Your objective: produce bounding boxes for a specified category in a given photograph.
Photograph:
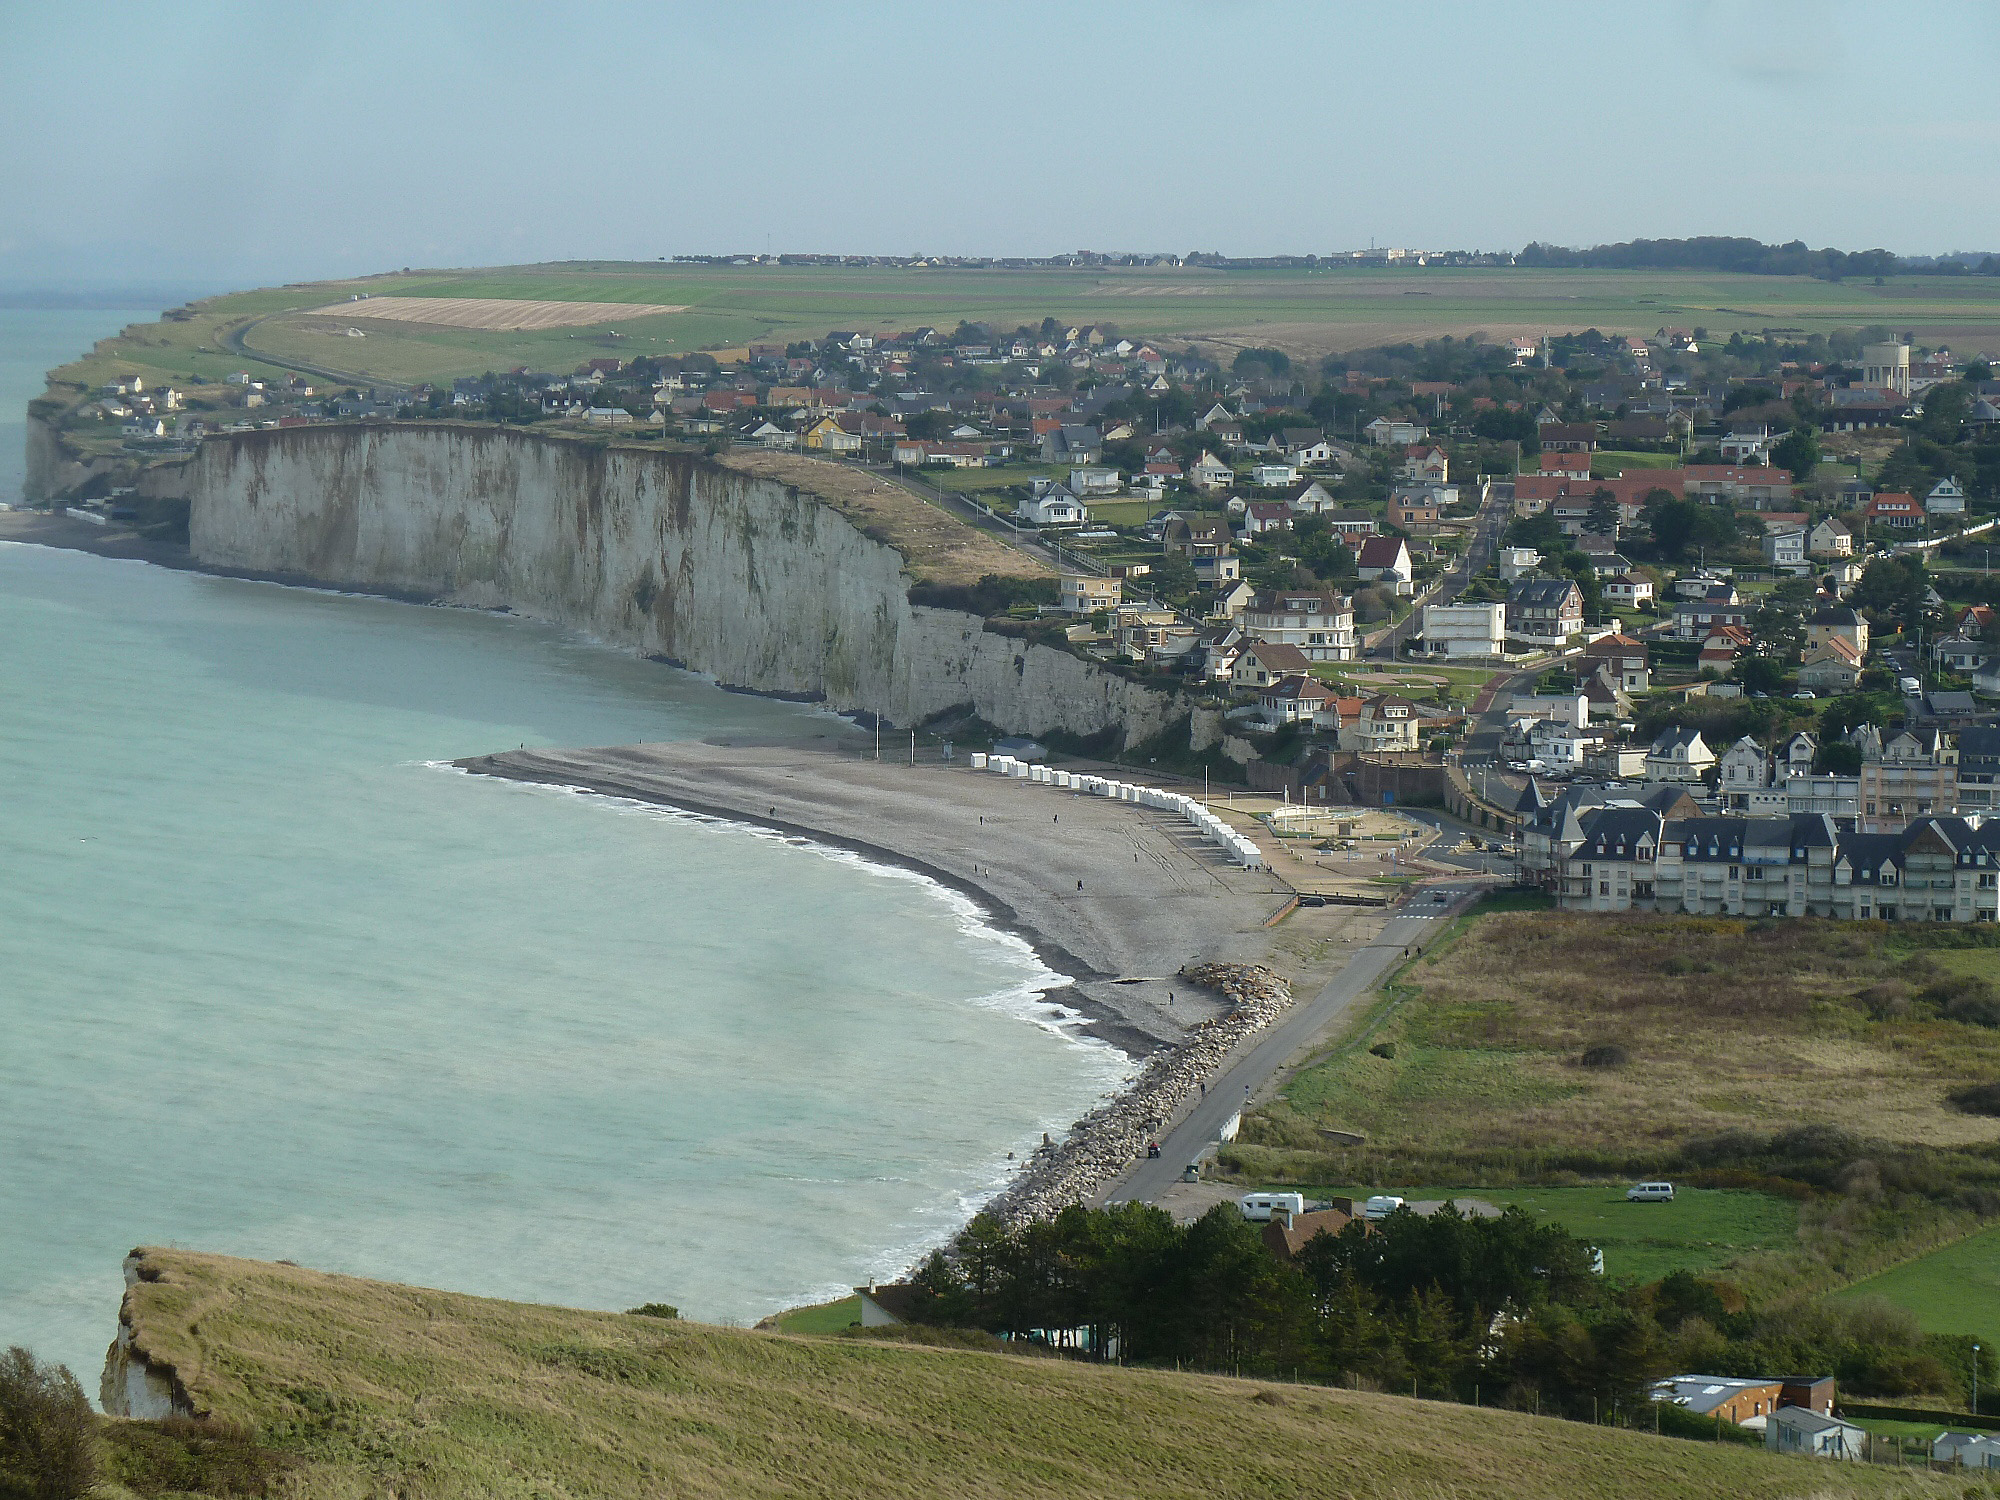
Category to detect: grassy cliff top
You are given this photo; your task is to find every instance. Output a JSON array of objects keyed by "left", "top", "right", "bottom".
[
  {"left": 717, "top": 449, "right": 1047, "bottom": 587},
  {"left": 113, "top": 1246, "right": 1932, "bottom": 1500},
  {"left": 41, "top": 260, "right": 2000, "bottom": 394}
]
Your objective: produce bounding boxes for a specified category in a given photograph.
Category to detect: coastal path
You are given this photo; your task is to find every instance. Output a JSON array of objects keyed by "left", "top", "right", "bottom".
[{"left": 1108, "top": 878, "right": 1490, "bottom": 1205}]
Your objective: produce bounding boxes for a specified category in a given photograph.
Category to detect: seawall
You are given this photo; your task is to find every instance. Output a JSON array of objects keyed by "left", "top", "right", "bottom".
[{"left": 182, "top": 424, "right": 1206, "bottom": 745}]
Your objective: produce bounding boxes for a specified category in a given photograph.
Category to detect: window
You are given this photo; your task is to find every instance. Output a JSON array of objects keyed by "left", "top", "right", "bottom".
[{"left": 1599, "top": 882, "right": 1610, "bottom": 896}]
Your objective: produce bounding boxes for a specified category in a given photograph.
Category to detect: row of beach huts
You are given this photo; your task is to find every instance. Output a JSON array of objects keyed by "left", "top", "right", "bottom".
[{"left": 968, "top": 753, "right": 1266, "bottom": 869}]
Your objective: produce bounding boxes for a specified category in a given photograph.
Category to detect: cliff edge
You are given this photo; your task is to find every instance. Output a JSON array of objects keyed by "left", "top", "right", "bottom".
[{"left": 181, "top": 424, "right": 1210, "bottom": 747}]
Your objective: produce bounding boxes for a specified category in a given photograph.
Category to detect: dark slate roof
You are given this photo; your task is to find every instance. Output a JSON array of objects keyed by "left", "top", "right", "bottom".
[
  {"left": 1575, "top": 806, "right": 1664, "bottom": 861},
  {"left": 1664, "top": 817, "right": 1748, "bottom": 863},
  {"left": 1508, "top": 578, "right": 1580, "bottom": 608}
]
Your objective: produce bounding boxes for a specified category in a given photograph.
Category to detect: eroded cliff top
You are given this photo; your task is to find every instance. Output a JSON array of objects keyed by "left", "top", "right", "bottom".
[{"left": 719, "top": 449, "right": 1049, "bottom": 588}]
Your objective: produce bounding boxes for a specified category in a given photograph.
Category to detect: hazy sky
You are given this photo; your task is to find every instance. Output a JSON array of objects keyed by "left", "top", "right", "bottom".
[{"left": 5, "top": 1, "right": 1998, "bottom": 291}]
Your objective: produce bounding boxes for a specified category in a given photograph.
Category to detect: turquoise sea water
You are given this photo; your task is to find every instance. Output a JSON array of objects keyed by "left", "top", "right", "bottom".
[{"left": 0, "top": 311, "right": 1126, "bottom": 1387}]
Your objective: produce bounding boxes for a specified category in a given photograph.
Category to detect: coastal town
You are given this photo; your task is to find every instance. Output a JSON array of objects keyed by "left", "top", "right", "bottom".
[{"left": 59, "top": 313, "right": 2000, "bottom": 926}]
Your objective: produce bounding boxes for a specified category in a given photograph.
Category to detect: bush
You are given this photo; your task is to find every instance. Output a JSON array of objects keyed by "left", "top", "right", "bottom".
[
  {"left": 0, "top": 1346, "right": 96, "bottom": 1500},
  {"left": 625, "top": 1303, "right": 680, "bottom": 1319},
  {"left": 99, "top": 1415, "right": 292, "bottom": 1499},
  {"left": 1369, "top": 1042, "right": 1397, "bottom": 1060},
  {"left": 1948, "top": 1083, "right": 2000, "bottom": 1117},
  {"left": 1931, "top": 976, "right": 2000, "bottom": 1028},
  {"left": 1580, "top": 1044, "right": 1630, "bottom": 1069}
]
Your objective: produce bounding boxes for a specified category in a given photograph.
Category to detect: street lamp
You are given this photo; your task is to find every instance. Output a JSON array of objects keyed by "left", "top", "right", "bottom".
[{"left": 1976, "top": 1343, "right": 1982, "bottom": 1416}]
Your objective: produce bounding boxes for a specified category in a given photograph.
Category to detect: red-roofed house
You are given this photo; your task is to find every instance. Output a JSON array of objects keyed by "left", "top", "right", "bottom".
[
  {"left": 1866, "top": 492, "right": 1922, "bottom": 529},
  {"left": 1683, "top": 465, "right": 1795, "bottom": 506},
  {"left": 1540, "top": 451, "right": 1593, "bottom": 480}
]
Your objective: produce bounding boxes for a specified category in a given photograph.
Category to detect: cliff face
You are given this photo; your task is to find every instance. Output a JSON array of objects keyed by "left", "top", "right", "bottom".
[{"left": 187, "top": 425, "right": 1201, "bottom": 745}]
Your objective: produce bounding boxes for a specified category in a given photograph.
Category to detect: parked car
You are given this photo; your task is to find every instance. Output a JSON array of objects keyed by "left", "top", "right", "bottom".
[{"left": 1627, "top": 1181, "right": 1675, "bottom": 1202}]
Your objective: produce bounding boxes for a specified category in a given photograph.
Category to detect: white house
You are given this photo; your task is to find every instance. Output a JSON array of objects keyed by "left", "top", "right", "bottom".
[
  {"left": 1766, "top": 1407, "right": 1864, "bottom": 1462},
  {"left": 1603, "top": 572, "right": 1654, "bottom": 606},
  {"left": 1355, "top": 536, "right": 1414, "bottom": 593},
  {"left": 1252, "top": 461, "right": 1299, "bottom": 488},
  {"left": 1499, "top": 546, "right": 1543, "bottom": 582},
  {"left": 1420, "top": 602, "right": 1506, "bottom": 659},
  {"left": 1645, "top": 727, "right": 1715, "bottom": 784},
  {"left": 1762, "top": 528, "right": 1808, "bottom": 569},
  {"left": 1016, "top": 485, "right": 1088, "bottom": 526},
  {"left": 1927, "top": 477, "right": 1967, "bottom": 515},
  {"left": 1364, "top": 417, "right": 1427, "bottom": 446},
  {"left": 1808, "top": 518, "right": 1853, "bottom": 557},
  {"left": 1189, "top": 451, "right": 1234, "bottom": 490}
]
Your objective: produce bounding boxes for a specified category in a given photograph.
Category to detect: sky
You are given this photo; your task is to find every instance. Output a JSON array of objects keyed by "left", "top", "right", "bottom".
[{"left": 4, "top": 1, "right": 1999, "bottom": 294}]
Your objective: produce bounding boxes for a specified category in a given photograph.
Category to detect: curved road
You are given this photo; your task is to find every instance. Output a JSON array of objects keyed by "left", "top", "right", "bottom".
[{"left": 1111, "top": 878, "right": 1490, "bottom": 1203}]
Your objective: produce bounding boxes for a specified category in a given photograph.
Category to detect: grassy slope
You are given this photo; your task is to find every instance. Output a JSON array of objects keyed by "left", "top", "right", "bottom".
[
  {"left": 117, "top": 1247, "right": 1941, "bottom": 1500},
  {"left": 1257, "top": 914, "right": 2000, "bottom": 1160},
  {"left": 1837, "top": 1225, "right": 2000, "bottom": 1341},
  {"left": 44, "top": 262, "right": 2000, "bottom": 393}
]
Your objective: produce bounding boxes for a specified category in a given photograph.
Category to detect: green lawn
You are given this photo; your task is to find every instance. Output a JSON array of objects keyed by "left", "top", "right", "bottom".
[
  {"left": 1596, "top": 450, "right": 1683, "bottom": 475},
  {"left": 1294, "top": 1186, "right": 1799, "bottom": 1282},
  {"left": 773, "top": 1295, "right": 863, "bottom": 1334},
  {"left": 1837, "top": 1224, "right": 2000, "bottom": 1341}
]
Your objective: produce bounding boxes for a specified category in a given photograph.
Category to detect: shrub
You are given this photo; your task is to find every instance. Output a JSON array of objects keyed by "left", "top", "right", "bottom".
[
  {"left": 1369, "top": 1042, "right": 1397, "bottom": 1060},
  {"left": 1948, "top": 1082, "right": 2000, "bottom": 1117},
  {"left": 1856, "top": 981, "right": 1912, "bottom": 1020},
  {"left": 626, "top": 1303, "right": 680, "bottom": 1320},
  {"left": 0, "top": 1346, "right": 96, "bottom": 1500},
  {"left": 1580, "top": 1044, "right": 1630, "bottom": 1069}
]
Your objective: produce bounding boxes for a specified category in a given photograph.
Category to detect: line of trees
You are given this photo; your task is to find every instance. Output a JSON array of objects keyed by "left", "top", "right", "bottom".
[
  {"left": 1517, "top": 237, "right": 1903, "bottom": 282},
  {"left": 897, "top": 1200, "right": 1976, "bottom": 1420}
]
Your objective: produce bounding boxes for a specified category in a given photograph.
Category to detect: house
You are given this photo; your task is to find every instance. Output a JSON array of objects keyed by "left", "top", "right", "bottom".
[
  {"left": 1538, "top": 421, "right": 1596, "bottom": 453},
  {"left": 1934, "top": 632, "right": 1995, "bottom": 674},
  {"left": 1385, "top": 489, "right": 1442, "bottom": 531},
  {"left": 1700, "top": 624, "right": 1754, "bottom": 673},
  {"left": 1059, "top": 575, "right": 1122, "bottom": 614},
  {"left": 1927, "top": 477, "right": 1967, "bottom": 515},
  {"left": 1355, "top": 536, "right": 1414, "bottom": 593},
  {"left": 1530, "top": 719, "right": 1597, "bottom": 765},
  {"left": 1324, "top": 508, "right": 1379, "bottom": 536},
  {"left": 1283, "top": 429, "right": 1337, "bottom": 466},
  {"left": 1580, "top": 633, "right": 1651, "bottom": 692},
  {"left": 1682, "top": 465, "right": 1794, "bottom": 506},
  {"left": 854, "top": 1281, "right": 923, "bottom": 1326},
  {"left": 1762, "top": 528, "right": 1808, "bottom": 569},
  {"left": 1603, "top": 572, "right": 1654, "bottom": 607},
  {"left": 1499, "top": 546, "right": 1542, "bottom": 582},
  {"left": 1797, "top": 638, "right": 1864, "bottom": 693},
  {"left": 1240, "top": 589, "right": 1356, "bottom": 662},
  {"left": 1859, "top": 729, "right": 1958, "bottom": 833},
  {"left": 1766, "top": 1407, "right": 1865, "bottom": 1461},
  {"left": 1251, "top": 461, "right": 1299, "bottom": 488},
  {"left": 1239, "top": 501, "right": 1294, "bottom": 536},
  {"left": 1401, "top": 445, "right": 1449, "bottom": 483},
  {"left": 1259, "top": 674, "right": 1336, "bottom": 726},
  {"left": 1646, "top": 728, "right": 1715, "bottom": 783},
  {"left": 1506, "top": 578, "right": 1584, "bottom": 649},
  {"left": 1808, "top": 518, "right": 1853, "bottom": 557},
  {"left": 1806, "top": 605, "right": 1869, "bottom": 657},
  {"left": 1420, "top": 602, "right": 1506, "bottom": 659},
  {"left": 1231, "top": 641, "right": 1316, "bottom": 689},
  {"left": 1040, "top": 424, "right": 1102, "bottom": 465},
  {"left": 1261, "top": 1205, "right": 1360, "bottom": 1260},
  {"left": 1719, "top": 424, "right": 1772, "bottom": 465},
  {"left": 1866, "top": 492, "right": 1922, "bottom": 529},
  {"left": 1933, "top": 1433, "right": 2000, "bottom": 1469},
  {"left": 799, "top": 414, "right": 863, "bottom": 454},
  {"left": 1363, "top": 417, "right": 1427, "bottom": 446},
  {"left": 1016, "top": 485, "right": 1088, "bottom": 526},
  {"left": 1650, "top": 1375, "right": 1790, "bottom": 1425},
  {"left": 1340, "top": 696, "right": 1421, "bottom": 754},
  {"left": 1189, "top": 451, "right": 1234, "bottom": 490},
  {"left": 1204, "top": 578, "right": 1256, "bottom": 621},
  {"left": 1539, "top": 450, "right": 1593, "bottom": 480},
  {"left": 1068, "top": 466, "right": 1122, "bottom": 495},
  {"left": 1284, "top": 479, "right": 1339, "bottom": 515},
  {"left": 1673, "top": 597, "right": 1753, "bottom": 640}
]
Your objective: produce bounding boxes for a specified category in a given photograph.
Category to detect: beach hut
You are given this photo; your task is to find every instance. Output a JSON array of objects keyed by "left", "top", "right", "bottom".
[{"left": 969, "top": 752, "right": 988, "bottom": 770}]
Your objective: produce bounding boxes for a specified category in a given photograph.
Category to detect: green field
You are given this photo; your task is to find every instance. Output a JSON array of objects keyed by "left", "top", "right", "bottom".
[
  {"left": 43, "top": 261, "right": 2000, "bottom": 394},
  {"left": 92, "top": 1246, "right": 1940, "bottom": 1500},
  {"left": 1837, "top": 1225, "right": 2000, "bottom": 1341},
  {"left": 1299, "top": 1186, "right": 1799, "bottom": 1282},
  {"left": 774, "top": 1294, "right": 864, "bottom": 1334}
]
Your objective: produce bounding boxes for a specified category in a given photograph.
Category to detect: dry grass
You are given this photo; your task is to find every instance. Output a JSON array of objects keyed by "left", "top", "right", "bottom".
[
  {"left": 111, "top": 1246, "right": 1949, "bottom": 1500},
  {"left": 1270, "top": 915, "right": 2000, "bottom": 1158},
  {"left": 302, "top": 295, "right": 688, "bottom": 329},
  {"left": 718, "top": 450, "right": 1048, "bottom": 587}
]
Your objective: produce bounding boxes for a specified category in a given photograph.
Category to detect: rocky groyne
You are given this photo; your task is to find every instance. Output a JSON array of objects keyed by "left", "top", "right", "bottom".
[{"left": 980, "top": 963, "right": 1294, "bottom": 1227}]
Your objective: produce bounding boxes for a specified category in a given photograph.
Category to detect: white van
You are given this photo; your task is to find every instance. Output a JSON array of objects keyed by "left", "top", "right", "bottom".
[
  {"left": 1238, "top": 1192, "right": 1306, "bottom": 1222},
  {"left": 1627, "top": 1181, "right": 1675, "bottom": 1203},
  {"left": 1362, "top": 1194, "right": 1406, "bottom": 1220}
]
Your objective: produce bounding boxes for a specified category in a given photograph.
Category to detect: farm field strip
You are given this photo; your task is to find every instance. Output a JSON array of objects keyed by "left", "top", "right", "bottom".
[
  {"left": 1836, "top": 1223, "right": 2000, "bottom": 1341},
  {"left": 303, "top": 295, "right": 688, "bottom": 330}
]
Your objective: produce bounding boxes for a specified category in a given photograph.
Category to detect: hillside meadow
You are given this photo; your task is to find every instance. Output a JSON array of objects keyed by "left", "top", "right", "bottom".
[{"left": 86, "top": 1247, "right": 1973, "bottom": 1500}]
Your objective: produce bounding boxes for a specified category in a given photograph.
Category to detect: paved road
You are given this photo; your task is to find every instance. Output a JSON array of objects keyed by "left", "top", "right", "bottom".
[
  {"left": 1377, "top": 478, "right": 1512, "bottom": 657},
  {"left": 1113, "top": 879, "right": 1490, "bottom": 1203}
]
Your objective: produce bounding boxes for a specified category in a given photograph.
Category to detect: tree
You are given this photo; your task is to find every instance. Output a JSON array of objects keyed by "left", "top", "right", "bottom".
[
  {"left": 0, "top": 1347, "right": 97, "bottom": 1500},
  {"left": 1151, "top": 552, "right": 1197, "bottom": 597},
  {"left": 1771, "top": 424, "right": 1819, "bottom": 480},
  {"left": 1583, "top": 488, "right": 1620, "bottom": 536}
]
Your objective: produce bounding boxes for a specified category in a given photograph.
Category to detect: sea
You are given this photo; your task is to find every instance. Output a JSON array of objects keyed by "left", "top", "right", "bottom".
[{"left": 0, "top": 307, "right": 1129, "bottom": 1388}]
